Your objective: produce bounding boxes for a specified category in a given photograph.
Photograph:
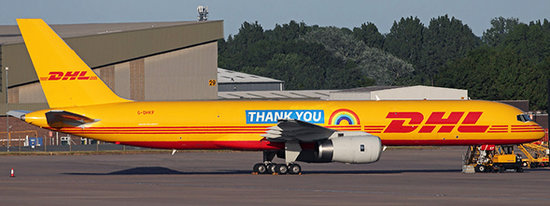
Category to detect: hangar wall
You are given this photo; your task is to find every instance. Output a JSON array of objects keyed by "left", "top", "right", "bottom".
[
  {"left": 9, "top": 42, "right": 217, "bottom": 103},
  {"left": 0, "top": 20, "right": 223, "bottom": 113}
]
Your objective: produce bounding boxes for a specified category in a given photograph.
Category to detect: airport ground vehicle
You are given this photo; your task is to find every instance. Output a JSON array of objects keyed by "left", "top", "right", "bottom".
[
  {"left": 464, "top": 141, "right": 550, "bottom": 173},
  {"left": 464, "top": 145, "right": 524, "bottom": 172},
  {"left": 519, "top": 142, "right": 550, "bottom": 168}
]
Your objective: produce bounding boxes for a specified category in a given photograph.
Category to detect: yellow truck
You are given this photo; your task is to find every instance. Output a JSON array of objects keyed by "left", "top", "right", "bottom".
[
  {"left": 464, "top": 145, "right": 523, "bottom": 173},
  {"left": 519, "top": 143, "right": 550, "bottom": 168}
]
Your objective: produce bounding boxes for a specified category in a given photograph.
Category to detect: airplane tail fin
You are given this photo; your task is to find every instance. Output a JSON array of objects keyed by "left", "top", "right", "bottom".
[{"left": 17, "top": 19, "right": 130, "bottom": 108}]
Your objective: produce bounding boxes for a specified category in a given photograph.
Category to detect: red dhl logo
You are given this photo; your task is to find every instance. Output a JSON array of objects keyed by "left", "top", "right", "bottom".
[
  {"left": 384, "top": 112, "right": 488, "bottom": 133},
  {"left": 39, "top": 71, "right": 98, "bottom": 81}
]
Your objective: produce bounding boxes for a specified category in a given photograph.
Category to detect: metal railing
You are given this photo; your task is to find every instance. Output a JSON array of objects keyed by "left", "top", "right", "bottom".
[{"left": 0, "top": 130, "right": 153, "bottom": 152}]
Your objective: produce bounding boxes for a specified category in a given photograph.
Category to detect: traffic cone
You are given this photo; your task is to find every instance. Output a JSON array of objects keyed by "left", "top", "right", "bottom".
[{"left": 10, "top": 168, "right": 15, "bottom": 177}]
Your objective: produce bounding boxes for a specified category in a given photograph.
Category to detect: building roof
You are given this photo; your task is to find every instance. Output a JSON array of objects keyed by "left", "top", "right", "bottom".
[
  {"left": 333, "top": 85, "right": 402, "bottom": 93},
  {"left": 218, "top": 90, "right": 334, "bottom": 100},
  {"left": 0, "top": 21, "right": 206, "bottom": 44},
  {"left": 334, "top": 85, "right": 468, "bottom": 93},
  {"left": 217, "top": 68, "right": 283, "bottom": 84}
]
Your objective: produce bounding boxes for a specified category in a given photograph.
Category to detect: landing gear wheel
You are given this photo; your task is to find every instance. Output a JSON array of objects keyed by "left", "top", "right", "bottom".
[
  {"left": 266, "top": 163, "right": 276, "bottom": 173},
  {"left": 275, "top": 164, "right": 288, "bottom": 175},
  {"left": 253, "top": 163, "right": 268, "bottom": 174},
  {"left": 288, "top": 164, "right": 301, "bottom": 175}
]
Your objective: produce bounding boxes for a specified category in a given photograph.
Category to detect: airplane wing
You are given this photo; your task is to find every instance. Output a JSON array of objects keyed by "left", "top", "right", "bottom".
[
  {"left": 45, "top": 110, "right": 97, "bottom": 128},
  {"left": 261, "top": 119, "right": 336, "bottom": 142}
]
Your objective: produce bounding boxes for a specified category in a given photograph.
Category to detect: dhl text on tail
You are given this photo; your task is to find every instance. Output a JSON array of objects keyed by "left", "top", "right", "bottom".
[{"left": 9, "top": 19, "right": 545, "bottom": 175}]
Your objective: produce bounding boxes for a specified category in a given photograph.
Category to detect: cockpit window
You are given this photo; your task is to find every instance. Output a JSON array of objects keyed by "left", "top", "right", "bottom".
[{"left": 517, "top": 114, "right": 533, "bottom": 122}]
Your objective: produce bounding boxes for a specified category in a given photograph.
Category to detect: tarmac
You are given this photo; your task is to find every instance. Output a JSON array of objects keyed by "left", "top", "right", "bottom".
[{"left": 1, "top": 147, "right": 549, "bottom": 206}]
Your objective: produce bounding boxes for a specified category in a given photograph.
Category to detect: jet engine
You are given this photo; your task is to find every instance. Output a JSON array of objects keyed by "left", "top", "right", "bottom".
[{"left": 317, "top": 135, "right": 382, "bottom": 164}]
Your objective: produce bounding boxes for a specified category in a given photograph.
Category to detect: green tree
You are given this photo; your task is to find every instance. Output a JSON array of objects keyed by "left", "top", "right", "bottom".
[
  {"left": 501, "top": 20, "right": 550, "bottom": 62},
  {"left": 482, "top": 17, "right": 520, "bottom": 46},
  {"left": 421, "top": 15, "right": 481, "bottom": 85},
  {"left": 269, "top": 20, "right": 311, "bottom": 42},
  {"left": 352, "top": 22, "right": 384, "bottom": 49},
  {"left": 437, "top": 46, "right": 549, "bottom": 110},
  {"left": 301, "top": 27, "right": 414, "bottom": 85},
  {"left": 219, "top": 21, "right": 376, "bottom": 90},
  {"left": 384, "top": 17, "right": 425, "bottom": 68}
]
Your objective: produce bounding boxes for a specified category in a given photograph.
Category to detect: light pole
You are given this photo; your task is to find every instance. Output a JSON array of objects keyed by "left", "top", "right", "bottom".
[{"left": 5, "top": 67, "right": 8, "bottom": 152}]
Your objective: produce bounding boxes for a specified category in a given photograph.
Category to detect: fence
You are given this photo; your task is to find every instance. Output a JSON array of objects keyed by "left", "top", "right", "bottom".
[
  {"left": 0, "top": 144, "right": 154, "bottom": 152},
  {"left": 0, "top": 130, "right": 153, "bottom": 152}
]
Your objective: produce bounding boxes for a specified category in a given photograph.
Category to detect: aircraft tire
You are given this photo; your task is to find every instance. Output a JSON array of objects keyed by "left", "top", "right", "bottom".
[
  {"left": 253, "top": 163, "right": 268, "bottom": 174},
  {"left": 288, "top": 164, "right": 301, "bottom": 175},
  {"left": 266, "top": 163, "right": 276, "bottom": 173},
  {"left": 275, "top": 164, "right": 288, "bottom": 175}
]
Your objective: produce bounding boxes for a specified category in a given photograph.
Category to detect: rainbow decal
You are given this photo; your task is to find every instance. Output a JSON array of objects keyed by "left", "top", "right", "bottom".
[{"left": 328, "top": 109, "right": 361, "bottom": 125}]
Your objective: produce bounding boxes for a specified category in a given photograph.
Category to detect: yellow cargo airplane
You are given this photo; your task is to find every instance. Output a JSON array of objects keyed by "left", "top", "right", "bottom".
[{"left": 9, "top": 19, "right": 545, "bottom": 174}]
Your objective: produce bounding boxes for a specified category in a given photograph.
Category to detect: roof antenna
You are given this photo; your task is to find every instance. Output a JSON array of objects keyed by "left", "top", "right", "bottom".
[{"left": 197, "top": 5, "right": 208, "bottom": 21}]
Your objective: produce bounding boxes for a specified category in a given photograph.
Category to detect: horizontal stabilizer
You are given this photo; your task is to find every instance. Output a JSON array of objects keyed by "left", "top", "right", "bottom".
[
  {"left": 7, "top": 110, "right": 31, "bottom": 120},
  {"left": 45, "top": 110, "right": 97, "bottom": 128}
]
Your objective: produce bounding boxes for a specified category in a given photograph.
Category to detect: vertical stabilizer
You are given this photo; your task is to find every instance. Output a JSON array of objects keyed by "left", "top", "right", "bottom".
[{"left": 17, "top": 19, "right": 130, "bottom": 108}]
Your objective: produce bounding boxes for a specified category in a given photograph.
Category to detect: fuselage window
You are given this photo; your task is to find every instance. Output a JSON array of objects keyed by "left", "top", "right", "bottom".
[{"left": 360, "top": 144, "right": 365, "bottom": 152}]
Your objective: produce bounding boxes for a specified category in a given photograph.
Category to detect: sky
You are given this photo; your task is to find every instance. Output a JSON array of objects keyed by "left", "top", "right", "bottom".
[{"left": 1, "top": 0, "right": 549, "bottom": 38}]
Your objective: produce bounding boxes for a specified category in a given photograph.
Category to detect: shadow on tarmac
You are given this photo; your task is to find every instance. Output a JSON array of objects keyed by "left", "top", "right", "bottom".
[
  {"left": 306, "top": 169, "right": 462, "bottom": 174},
  {"left": 63, "top": 167, "right": 251, "bottom": 175},
  {"left": 62, "top": 166, "right": 462, "bottom": 175}
]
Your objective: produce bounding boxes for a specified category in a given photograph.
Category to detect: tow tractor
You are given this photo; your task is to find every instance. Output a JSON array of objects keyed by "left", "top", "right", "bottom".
[
  {"left": 463, "top": 141, "right": 550, "bottom": 173},
  {"left": 464, "top": 145, "right": 524, "bottom": 173}
]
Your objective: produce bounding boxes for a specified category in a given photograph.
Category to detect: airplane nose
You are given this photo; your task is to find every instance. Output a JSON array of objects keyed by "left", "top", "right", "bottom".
[
  {"left": 539, "top": 126, "right": 548, "bottom": 139},
  {"left": 534, "top": 124, "right": 546, "bottom": 140}
]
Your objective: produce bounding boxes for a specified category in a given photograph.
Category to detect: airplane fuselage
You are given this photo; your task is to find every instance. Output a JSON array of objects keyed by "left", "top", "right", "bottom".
[{"left": 24, "top": 100, "right": 545, "bottom": 150}]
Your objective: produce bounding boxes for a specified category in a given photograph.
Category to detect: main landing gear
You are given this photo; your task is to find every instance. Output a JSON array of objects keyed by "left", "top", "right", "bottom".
[
  {"left": 252, "top": 162, "right": 301, "bottom": 175},
  {"left": 252, "top": 150, "right": 302, "bottom": 175}
]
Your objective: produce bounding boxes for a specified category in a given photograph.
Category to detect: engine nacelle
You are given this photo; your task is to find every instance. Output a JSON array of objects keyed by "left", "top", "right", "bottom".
[{"left": 317, "top": 135, "right": 382, "bottom": 164}]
